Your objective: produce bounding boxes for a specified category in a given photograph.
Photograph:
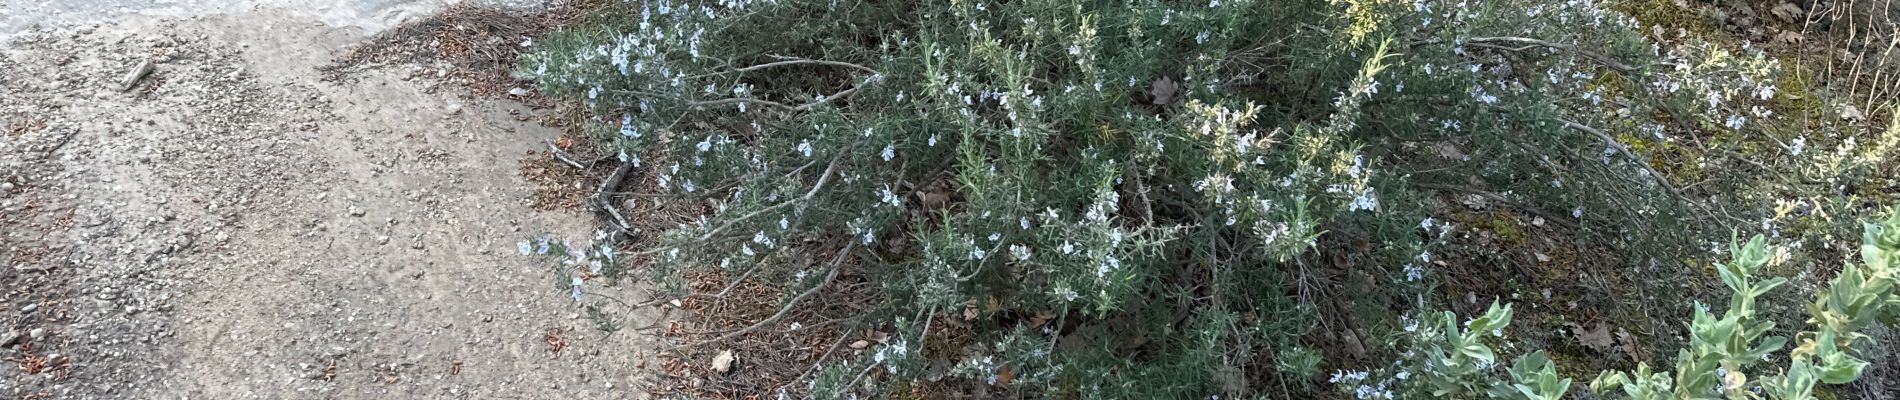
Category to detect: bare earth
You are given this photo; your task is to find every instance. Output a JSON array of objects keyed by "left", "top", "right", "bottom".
[{"left": 0, "top": 4, "right": 659, "bottom": 399}]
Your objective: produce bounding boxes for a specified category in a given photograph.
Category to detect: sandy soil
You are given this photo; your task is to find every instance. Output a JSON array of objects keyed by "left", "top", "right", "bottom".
[
  {"left": 0, "top": 5, "right": 660, "bottom": 399},
  {"left": 0, "top": 0, "right": 493, "bottom": 39}
]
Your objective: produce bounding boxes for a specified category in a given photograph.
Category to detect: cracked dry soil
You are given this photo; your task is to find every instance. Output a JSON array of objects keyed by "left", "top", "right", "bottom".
[{"left": 0, "top": 8, "right": 661, "bottom": 400}]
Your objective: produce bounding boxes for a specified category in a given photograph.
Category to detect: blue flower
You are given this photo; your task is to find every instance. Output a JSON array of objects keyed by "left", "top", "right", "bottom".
[{"left": 619, "top": 114, "right": 639, "bottom": 138}]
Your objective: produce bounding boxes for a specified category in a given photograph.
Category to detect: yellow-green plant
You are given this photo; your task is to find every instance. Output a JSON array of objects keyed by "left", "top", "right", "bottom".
[
  {"left": 1422, "top": 301, "right": 1513, "bottom": 397},
  {"left": 1355, "top": 212, "right": 1900, "bottom": 399},
  {"left": 1594, "top": 212, "right": 1898, "bottom": 399},
  {"left": 1493, "top": 351, "right": 1573, "bottom": 400}
]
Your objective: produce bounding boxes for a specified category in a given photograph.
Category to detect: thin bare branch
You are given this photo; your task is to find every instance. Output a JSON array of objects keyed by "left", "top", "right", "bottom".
[
  {"left": 741, "top": 57, "right": 881, "bottom": 75},
  {"left": 785, "top": 325, "right": 859, "bottom": 390},
  {"left": 675, "top": 241, "right": 857, "bottom": 351},
  {"left": 792, "top": 87, "right": 859, "bottom": 111},
  {"left": 1412, "top": 182, "right": 1578, "bottom": 229},
  {"left": 688, "top": 97, "right": 795, "bottom": 110},
  {"left": 590, "top": 162, "right": 637, "bottom": 235},
  {"left": 694, "top": 156, "right": 841, "bottom": 242},
  {"left": 1558, "top": 118, "right": 1684, "bottom": 201},
  {"left": 629, "top": 156, "right": 841, "bottom": 257},
  {"left": 688, "top": 86, "right": 860, "bottom": 112},
  {"left": 1467, "top": 36, "right": 1638, "bottom": 73},
  {"left": 546, "top": 139, "right": 587, "bottom": 169}
]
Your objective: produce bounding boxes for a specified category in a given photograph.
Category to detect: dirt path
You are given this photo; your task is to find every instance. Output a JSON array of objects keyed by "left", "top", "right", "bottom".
[{"left": 0, "top": 6, "right": 659, "bottom": 400}]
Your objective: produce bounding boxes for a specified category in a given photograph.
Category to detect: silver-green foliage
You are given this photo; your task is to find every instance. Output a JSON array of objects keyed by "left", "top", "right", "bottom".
[
  {"left": 526, "top": 0, "right": 1398, "bottom": 397},
  {"left": 1353, "top": 212, "right": 1900, "bottom": 400},
  {"left": 519, "top": 0, "right": 1832, "bottom": 397}
]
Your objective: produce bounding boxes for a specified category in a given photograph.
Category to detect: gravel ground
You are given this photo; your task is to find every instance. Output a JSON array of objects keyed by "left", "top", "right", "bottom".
[
  {"left": 0, "top": 0, "right": 553, "bottom": 39},
  {"left": 0, "top": 5, "right": 662, "bottom": 399}
]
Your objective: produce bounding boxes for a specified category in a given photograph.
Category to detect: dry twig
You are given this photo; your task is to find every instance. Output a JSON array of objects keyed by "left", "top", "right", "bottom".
[
  {"left": 676, "top": 241, "right": 857, "bottom": 351},
  {"left": 118, "top": 59, "right": 154, "bottom": 92},
  {"left": 590, "top": 162, "right": 637, "bottom": 235},
  {"left": 1467, "top": 36, "right": 1638, "bottom": 73},
  {"left": 1559, "top": 119, "right": 1686, "bottom": 203},
  {"left": 546, "top": 139, "right": 587, "bottom": 169}
]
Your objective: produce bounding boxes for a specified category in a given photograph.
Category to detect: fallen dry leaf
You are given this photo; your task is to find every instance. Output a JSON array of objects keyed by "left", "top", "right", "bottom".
[
  {"left": 1771, "top": 30, "right": 1804, "bottom": 46},
  {"left": 1460, "top": 194, "right": 1490, "bottom": 210},
  {"left": 544, "top": 328, "right": 567, "bottom": 354},
  {"left": 1616, "top": 327, "right": 1643, "bottom": 362},
  {"left": 1571, "top": 322, "right": 1615, "bottom": 353},
  {"left": 1769, "top": 2, "right": 1803, "bottom": 23},
  {"left": 1150, "top": 76, "right": 1180, "bottom": 106},
  {"left": 1433, "top": 141, "right": 1466, "bottom": 160},
  {"left": 1843, "top": 104, "right": 1865, "bottom": 121},
  {"left": 711, "top": 350, "right": 736, "bottom": 373},
  {"left": 1029, "top": 312, "right": 1055, "bottom": 328}
]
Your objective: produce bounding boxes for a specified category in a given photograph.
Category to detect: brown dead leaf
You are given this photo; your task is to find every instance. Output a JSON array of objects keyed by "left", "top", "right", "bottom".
[
  {"left": 918, "top": 190, "right": 951, "bottom": 210},
  {"left": 1616, "top": 328, "right": 1643, "bottom": 362},
  {"left": 1340, "top": 329, "right": 1368, "bottom": 359},
  {"left": 1571, "top": 322, "right": 1615, "bottom": 353},
  {"left": 1769, "top": 3, "right": 1803, "bottom": 23},
  {"left": 1433, "top": 141, "right": 1465, "bottom": 160},
  {"left": 995, "top": 364, "right": 1015, "bottom": 386},
  {"left": 543, "top": 328, "right": 567, "bottom": 354},
  {"left": 1772, "top": 30, "right": 1805, "bottom": 46},
  {"left": 711, "top": 350, "right": 736, "bottom": 373},
  {"left": 850, "top": 340, "right": 871, "bottom": 349},
  {"left": 916, "top": 177, "right": 956, "bottom": 211},
  {"left": 1460, "top": 194, "right": 1490, "bottom": 210},
  {"left": 5, "top": 118, "right": 46, "bottom": 137},
  {"left": 1029, "top": 312, "right": 1055, "bottom": 328},
  {"left": 1150, "top": 76, "right": 1180, "bottom": 106}
]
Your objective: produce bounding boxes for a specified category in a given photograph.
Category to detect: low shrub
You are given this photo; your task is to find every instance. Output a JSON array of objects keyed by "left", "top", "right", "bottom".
[{"left": 518, "top": 0, "right": 1893, "bottom": 397}]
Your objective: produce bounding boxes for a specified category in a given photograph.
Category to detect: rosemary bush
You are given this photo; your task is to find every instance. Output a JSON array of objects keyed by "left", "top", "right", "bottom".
[{"left": 518, "top": 0, "right": 1888, "bottom": 397}]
